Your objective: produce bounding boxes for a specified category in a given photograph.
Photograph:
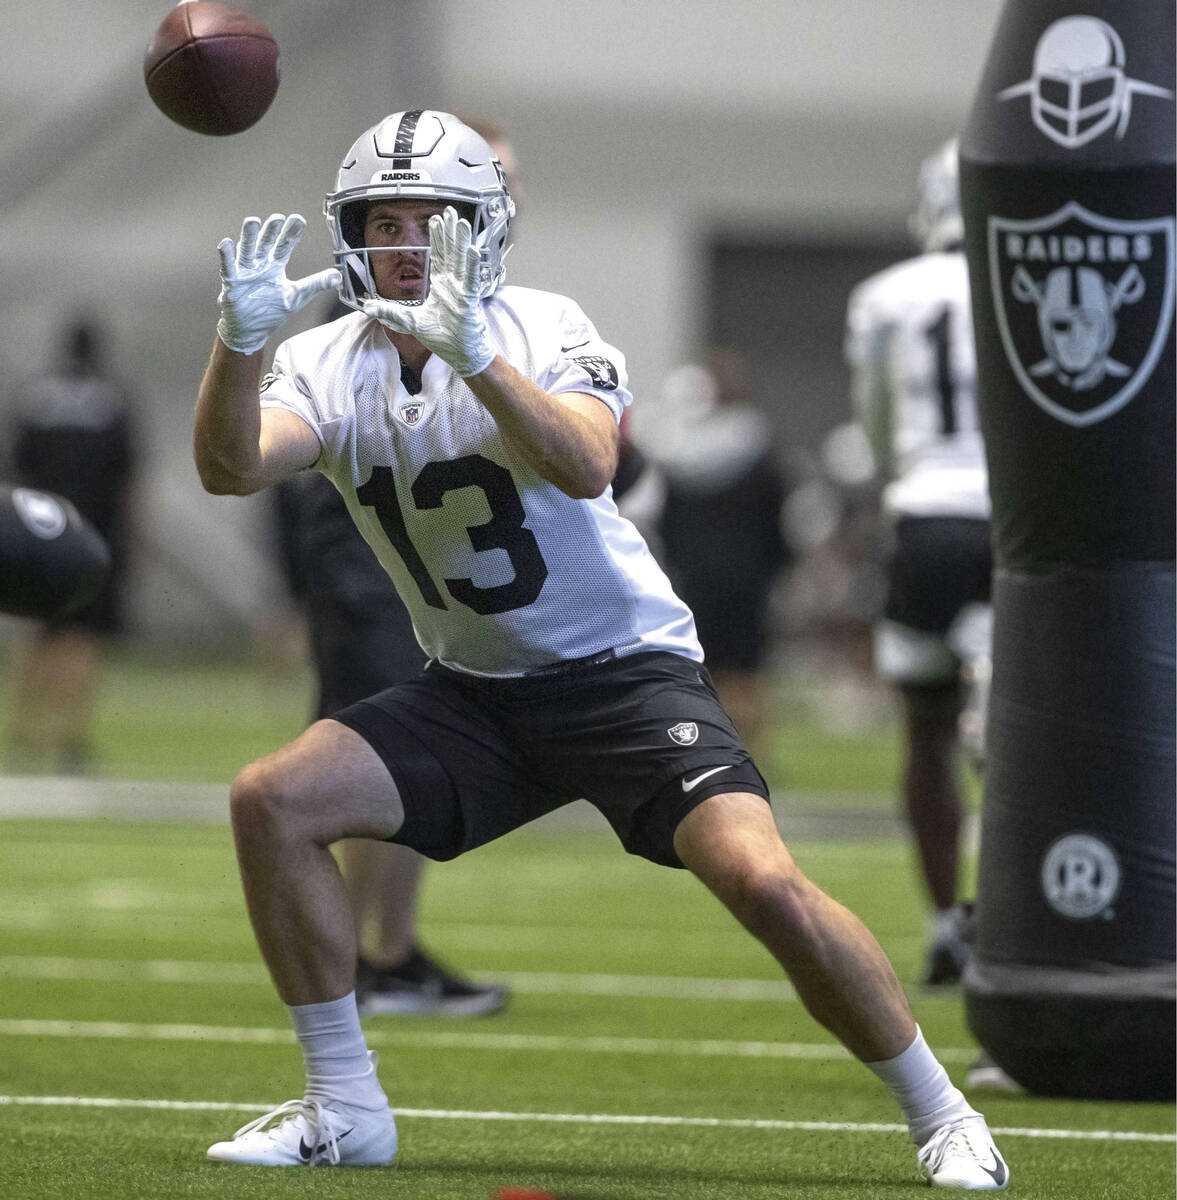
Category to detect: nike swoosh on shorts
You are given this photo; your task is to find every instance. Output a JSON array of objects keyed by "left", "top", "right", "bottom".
[{"left": 681, "top": 765, "right": 733, "bottom": 792}]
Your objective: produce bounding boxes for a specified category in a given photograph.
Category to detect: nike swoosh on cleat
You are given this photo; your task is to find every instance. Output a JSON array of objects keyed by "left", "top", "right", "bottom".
[
  {"left": 561, "top": 340, "right": 590, "bottom": 352},
  {"left": 681, "top": 765, "right": 733, "bottom": 792},
  {"left": 298, "top": 1127, "right": 354, "bottom": 1162},
  {"left": 978, "top": 1154, "right": 1008, "bottom": 1187}
]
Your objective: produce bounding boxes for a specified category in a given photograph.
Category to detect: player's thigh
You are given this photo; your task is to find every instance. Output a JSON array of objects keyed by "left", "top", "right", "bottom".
[
  {"left": 672, "top": 790, "right": 800, "bottom": 910},
  {"left": 234, "top": 718, "right": 405, "bottom": 844}
]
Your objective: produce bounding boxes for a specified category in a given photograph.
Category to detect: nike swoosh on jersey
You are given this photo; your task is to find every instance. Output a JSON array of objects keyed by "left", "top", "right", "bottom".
[
  {"left": 681, "top": 765, "right": 733, "bottom": 792},
  {"left": 560, "top": 340, "right": 590, "bottom": 352}
]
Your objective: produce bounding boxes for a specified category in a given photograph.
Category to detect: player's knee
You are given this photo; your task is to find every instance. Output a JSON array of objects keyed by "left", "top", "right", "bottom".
[
  {"left": 725, "top": 861, "right": 817, "bottom": 947},
  {"left": 229, "top": 759, "right": 302, "bottom": 843}
]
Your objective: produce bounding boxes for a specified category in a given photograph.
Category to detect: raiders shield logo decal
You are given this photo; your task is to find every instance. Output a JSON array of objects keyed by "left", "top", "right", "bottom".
[
  {"left": 668, "top": 721, "right": 699, "bottom": 746},
  {"left": 989, "top": 203, "right": 1175, "bottom": 427},
  {"left": 572, "top": 355, "right": 619, "bottom": 391}
]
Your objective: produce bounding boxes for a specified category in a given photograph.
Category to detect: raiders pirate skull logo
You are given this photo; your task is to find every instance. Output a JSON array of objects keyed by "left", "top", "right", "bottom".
[
  {"left": 667, "top": 721, "right": 699, "bottom": 746},
  {"left": 997, "top": 16, "right": 1173, "bottom": 150},
  {"left": 572, "top": 355, "right": 619, "bottom": 391},
  {"left": 988, "top": 203, "right": 1175, "bottom": 427}
]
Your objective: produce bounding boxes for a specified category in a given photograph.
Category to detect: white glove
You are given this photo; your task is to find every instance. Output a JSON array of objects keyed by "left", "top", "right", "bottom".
[
  {"left": 361, "top": 207, "right": 495, "bottom": 378},
  {"left": 216, "top": 213, "right": 341, "bottom": 355}
]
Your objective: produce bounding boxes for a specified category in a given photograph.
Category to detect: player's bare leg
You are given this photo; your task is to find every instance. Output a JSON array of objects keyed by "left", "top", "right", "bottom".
[
  {"left": 208, "top": 719, "right": 402, "bottom": 1166},
  {"left": 229, "top": 719, "right": 405, "bottom": 1005},
  {"left": 901, "top": 688, "right": 963, "bottom": 914},
  {"left": 674, "top": 790, "right": 1008, "bottom": 1188},
  {"left": 901, "top": 686, "right": 972, "bottom": 986},
  {"left": 341, "top": 838, "right": 423, "bottom": 964},
  {"left": 8, "top": 629, "right": 101, "bottom": 771},
  {"left": 674, "top": 790, "right": 913, "bottom": 1060},
  {"left": 339, "top": 838, "right": 509, "bottom": 1017}
]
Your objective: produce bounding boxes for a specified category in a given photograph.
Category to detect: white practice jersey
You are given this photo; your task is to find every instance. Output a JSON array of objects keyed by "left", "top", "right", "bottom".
[
  {"left": 261, "top": 286, "right": 701, "bottom": 676},
  {"left": 845, "top": 250, "right": 989, "bottom": 519}
]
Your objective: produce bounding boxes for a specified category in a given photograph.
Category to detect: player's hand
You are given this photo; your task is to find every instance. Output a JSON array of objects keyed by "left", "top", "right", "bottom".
[
  {"left": 361, "top": 206, "right": 495, "bottom": 378},
  {"left": 216, "top": 214, "right": 341, "bottom": 355}
]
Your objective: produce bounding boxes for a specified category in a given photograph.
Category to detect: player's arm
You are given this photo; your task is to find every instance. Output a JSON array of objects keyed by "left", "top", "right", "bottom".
[
  {"left": 363, "top": 206, "right": 618, "bottom": 499},
  {"left": 845, "top": 297, "right": 895, "bottom": 480},
  {"left": 193, "top": 339, "right": 320, "bottom": 495},
  {"left": 194, "top": 212, "right": 339, "bottom": 495},
  {"left": 465, "top": 363, "right": 618, "bottom": 499}
]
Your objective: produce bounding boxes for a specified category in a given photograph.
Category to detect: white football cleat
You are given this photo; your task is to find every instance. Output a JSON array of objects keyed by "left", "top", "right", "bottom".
[
  {"left": 918, "top": 1115, "right": 1009, "bottom": 1190},
  {"left": 206, "top": 1095, "right": 397, "bottom": 1167}
]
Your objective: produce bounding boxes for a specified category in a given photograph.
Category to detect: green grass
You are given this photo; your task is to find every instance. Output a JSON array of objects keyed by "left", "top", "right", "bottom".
[
  {"left": 0, "top": 817, "right": 1172, "bottom": 1199},
  {"left": 0, "top": 652, "right": 1166, "bottom": 1196}
]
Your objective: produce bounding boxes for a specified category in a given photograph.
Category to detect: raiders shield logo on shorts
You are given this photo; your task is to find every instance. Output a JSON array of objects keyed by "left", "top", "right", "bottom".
[
  {"left": 667, "top": 721, "right": 699, "bottom": 746},
  {"left": 988, "top": 203, "right": 1175, "bottom": 427}
]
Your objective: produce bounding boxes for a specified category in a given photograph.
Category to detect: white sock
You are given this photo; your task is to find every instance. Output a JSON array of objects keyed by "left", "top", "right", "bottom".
[
  {"left": 930, "top": 907, "right": 960, "bottom": 944},
  {"left": 289, "top": 991, "right": 387, "bottom": 1109},
  {"left": 865, "top": 1026, "right": 976, "bottom": 1145}
]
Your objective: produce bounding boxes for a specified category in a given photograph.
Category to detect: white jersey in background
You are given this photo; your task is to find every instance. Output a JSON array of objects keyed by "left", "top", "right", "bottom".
[
  {"left": 260, "top": 286, "right": 701, "bottom": 676},
  {"left": 845, "top": 250, "right": 989, "bottom": 520}
]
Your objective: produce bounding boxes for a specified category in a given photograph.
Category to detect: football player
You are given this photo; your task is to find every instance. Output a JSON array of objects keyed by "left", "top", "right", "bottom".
[
  {"left": 194, "top": 111, "right": 1007, "bottom": 1188},
  {"left": 5, "top": 317, "right": 136, "bottom": 772},
  {"left": 844, "top": 140, "right": 991, "bottom": 989}
]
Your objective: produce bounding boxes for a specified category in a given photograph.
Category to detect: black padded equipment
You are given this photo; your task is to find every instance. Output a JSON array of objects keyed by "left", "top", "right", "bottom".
[
  {"left": 960, "top": 0, "right": 1175, "bottom": 1099},
  {"left": 0, "top": 484, "right": 111, "bottom": 620}
]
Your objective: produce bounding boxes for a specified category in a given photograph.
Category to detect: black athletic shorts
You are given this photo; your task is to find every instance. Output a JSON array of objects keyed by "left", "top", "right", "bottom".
[
  {"left": 332, "top": 650, "right": 770, "bottom": 869},
  {"left": 884, "top": 516, "right": 992, "bottom": 633}
]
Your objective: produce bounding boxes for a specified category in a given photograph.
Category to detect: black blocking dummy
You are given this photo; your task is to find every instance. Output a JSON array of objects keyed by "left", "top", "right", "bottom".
[
  {"left": 960, "top": 0, "right": 1175, "bottom": 1099},
  {"left": 0, "top": 485, "right": 110, "bottom": 620}
]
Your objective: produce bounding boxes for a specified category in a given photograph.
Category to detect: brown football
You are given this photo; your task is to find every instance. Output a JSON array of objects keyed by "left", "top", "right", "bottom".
[{"left": 144, "top": 2, "right": 279, "bottom": 136}]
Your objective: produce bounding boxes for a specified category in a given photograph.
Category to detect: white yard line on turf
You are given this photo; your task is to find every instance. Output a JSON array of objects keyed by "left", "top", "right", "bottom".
[
  {"left": 0, "top": 954, "right": 796, "bottom": 1002},
  {"left": 0, "top": 1016, "right": 975, "bottom": 1063},
  {"left": 0, "top": 1095, "right": 1171, "bottom": 1143}
]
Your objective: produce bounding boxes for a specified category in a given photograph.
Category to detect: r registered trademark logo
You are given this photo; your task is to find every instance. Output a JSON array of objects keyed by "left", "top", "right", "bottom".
[
  {"left": 989, "top": 203, "right": 1175, "bottom": 427},
  {"left": 1041, "top": 832, "right": 1121, "bottom": 920}
]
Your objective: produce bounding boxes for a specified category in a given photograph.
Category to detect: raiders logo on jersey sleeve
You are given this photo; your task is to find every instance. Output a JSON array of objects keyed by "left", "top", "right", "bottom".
[{"left": 572, "top": 355, "right": 619, "bottom": 391}]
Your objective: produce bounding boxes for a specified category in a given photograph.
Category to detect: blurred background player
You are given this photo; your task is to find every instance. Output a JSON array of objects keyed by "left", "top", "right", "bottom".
[
  {"left": 269, "top": 115, "right": 524, "bottom": 1017},
  {"left": 843, "top": 140, "right": 991, "bottom": 989},
  {"left": 4, "top": 314, "right": 138, "bottom": 774},
  {"left": 634, "top": 349, "right": 792, "bottom": 757}
]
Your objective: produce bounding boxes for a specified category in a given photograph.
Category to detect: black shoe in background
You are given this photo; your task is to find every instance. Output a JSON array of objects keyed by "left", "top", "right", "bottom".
[{"left": 356, "top": 947, "right": 510, "bottom": 1017}]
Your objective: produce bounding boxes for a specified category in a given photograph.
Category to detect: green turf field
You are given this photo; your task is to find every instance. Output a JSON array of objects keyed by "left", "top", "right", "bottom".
[
  {"left": 0, "top": 653, "right": 1171, "bottom": 1198},
  {"left": 0, "top": 817, "right": 1172, "bottom": 1199}
]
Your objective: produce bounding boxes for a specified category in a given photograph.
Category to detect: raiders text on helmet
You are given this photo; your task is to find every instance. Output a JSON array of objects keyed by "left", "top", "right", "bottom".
[{"left": 324, "top": 110, "right": 516, "bottom": 311}]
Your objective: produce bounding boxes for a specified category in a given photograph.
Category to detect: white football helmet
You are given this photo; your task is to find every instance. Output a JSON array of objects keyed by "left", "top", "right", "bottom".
[
  {"left": 324, "top": 109, "right": 515, "bottom": 310},
  {"left": 909, "top": 138, "right": 963, "bottom": 253}
]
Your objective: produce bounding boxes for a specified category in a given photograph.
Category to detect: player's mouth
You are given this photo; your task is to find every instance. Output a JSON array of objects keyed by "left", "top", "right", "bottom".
[{"left": 385, "top": 268, "right": 426, "bottom": 300}]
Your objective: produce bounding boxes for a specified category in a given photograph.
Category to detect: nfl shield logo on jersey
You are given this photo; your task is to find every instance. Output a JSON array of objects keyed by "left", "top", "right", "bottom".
[
  {"left": 667, "top": 721, "right": 699, "bottom": 746},
  {"left": 397, "top": 402, "right": 426, "bottom": 428},
  {"left": 988, "top": 203, "right": 1175, "bottom": 427}
]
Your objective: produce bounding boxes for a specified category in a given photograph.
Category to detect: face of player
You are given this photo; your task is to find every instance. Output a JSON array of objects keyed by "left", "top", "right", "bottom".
[{"left": 363, "top": 199, "right": 449, "bottom": 303}]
